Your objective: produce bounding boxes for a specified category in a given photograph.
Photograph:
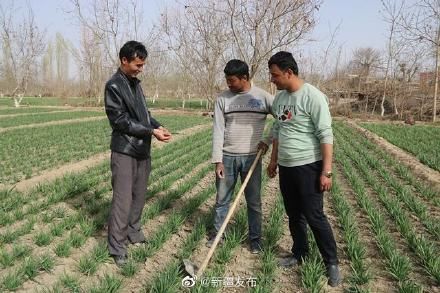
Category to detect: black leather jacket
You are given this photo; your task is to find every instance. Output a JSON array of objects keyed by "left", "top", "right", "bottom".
[{"left": 104, "top": 69, "right": 161, "bottom": 159}]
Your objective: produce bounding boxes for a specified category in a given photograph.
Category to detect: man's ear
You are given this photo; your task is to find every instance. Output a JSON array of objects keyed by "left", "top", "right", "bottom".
[{"left": 121, "top": 57, "right": 128, "bottom": 65}]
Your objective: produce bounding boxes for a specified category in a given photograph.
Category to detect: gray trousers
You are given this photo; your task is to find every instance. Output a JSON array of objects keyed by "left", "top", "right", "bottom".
[{"left": 108, "top": 151, "right": 151, "bottom": 256}]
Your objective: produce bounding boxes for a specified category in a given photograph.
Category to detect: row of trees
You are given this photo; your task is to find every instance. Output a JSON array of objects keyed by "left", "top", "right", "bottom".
[{"left": 0, "top": 0, "right": 439, "bottom": 121}]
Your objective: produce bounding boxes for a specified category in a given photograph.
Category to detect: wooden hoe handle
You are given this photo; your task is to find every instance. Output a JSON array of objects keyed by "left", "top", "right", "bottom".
[{"left": 196, "top": 150, "right": 263, "bottom": 278}]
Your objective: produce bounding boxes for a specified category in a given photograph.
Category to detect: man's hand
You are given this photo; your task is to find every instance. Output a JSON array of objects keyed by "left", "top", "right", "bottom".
[
  {"left": 153, "top": 128, "right": 172, "bottom": 142},
  {"left": 215, "top": 162, "right": 225, "bottom": 178},
  {"left": 320, "top": 175, "right": 332, "bottom": 192},
  {"left": 159, "top": 126, "right": 171, "bottom": 136},
  {"left": 267, "top": 160, "right": 277, "bottom": 178},
  {"left": 257, "top": 141, "right": 269, "bottom": 155}
]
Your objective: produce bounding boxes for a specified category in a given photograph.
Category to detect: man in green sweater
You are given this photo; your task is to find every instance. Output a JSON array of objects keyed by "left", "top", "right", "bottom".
[{"left": 267, "top": 51, "right": 341, "bottom": 287}]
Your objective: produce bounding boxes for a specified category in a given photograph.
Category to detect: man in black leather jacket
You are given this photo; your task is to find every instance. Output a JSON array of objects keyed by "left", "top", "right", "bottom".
[{"left": 104, "top": 41, "right": 171, "bottom": 266}]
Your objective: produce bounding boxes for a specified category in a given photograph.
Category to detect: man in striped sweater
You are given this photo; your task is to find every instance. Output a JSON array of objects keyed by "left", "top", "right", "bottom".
[{"left": 210, "top": 59, "right": 273, "bottom": 254}]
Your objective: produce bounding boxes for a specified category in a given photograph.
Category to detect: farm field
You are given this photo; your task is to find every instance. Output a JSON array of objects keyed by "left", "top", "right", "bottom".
[
  {"left": 0, "top": 107, "right": 439, "bottom": 292},
  {"left": 0, "top": 110, "right": 105, "bottom": 128},
  {"left": 0, "top": 111, "right": 210, "bottom": 185},
  {"left": 0, "top": 107, "right": 73, "bottom": 115},
  {"left": 360, "top": 123, "right": 440, "bottom": 172},
  {"left": 0, "top": 98, "right": 89, "bottom": 107},
  {"left": 0, "top": 97, "right": 207, "bottom": 110}
]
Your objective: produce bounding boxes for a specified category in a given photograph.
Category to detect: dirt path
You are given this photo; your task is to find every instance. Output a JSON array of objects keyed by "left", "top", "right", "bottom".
[
  {"left": 346, "top": 119, "right": 440, "bottom": 191},
  {"left": 0, "top": 115, "right": 107, "bottom": 133},
  {"left": 0, "top": 124, "right": 210, "bottom": 193}
]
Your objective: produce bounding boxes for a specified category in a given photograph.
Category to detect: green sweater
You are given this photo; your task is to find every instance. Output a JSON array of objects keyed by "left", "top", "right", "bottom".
[{"left": 271, "top": 83, "right": 333, "bottom": 167}]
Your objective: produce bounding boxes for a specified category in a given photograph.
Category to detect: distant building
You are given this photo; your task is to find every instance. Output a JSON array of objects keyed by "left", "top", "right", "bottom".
[{"left": 419, "top": 71, "right": 435, "bottom": 86}]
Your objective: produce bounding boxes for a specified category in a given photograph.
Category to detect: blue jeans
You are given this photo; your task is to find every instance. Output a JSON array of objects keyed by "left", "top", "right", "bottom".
[{"left": 214, "top": 154, "right": 262, "bottom": 242}]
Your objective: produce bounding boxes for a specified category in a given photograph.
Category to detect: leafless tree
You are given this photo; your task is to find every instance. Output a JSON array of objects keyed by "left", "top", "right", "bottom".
[
  {"left": 400, "top": 0, "right": 440, "bottom": 121},
  {"left": 143, "top": 48, "right": 171, "bottom": 104},
  {"left": 225, "top": 0, "right": 321, "bottom": 79},
  {"left": 65, "top": 0, "right": 159, "bottom": 102},
  {"left": 0, "top": 1, "right": 45, "bottom": 107},
  {"left": 68, "top": 0, "right": 138, "bottom": 68},
  {"left": 78, "top": 25, "right": 105, "bottom": 103},
  {"left": 315, "top": 21, "right": 342, "bottom": 88},
  {"left": 376, "top": 0, "right": 405, "bottom": 116},
  {"left": 160, "top": 0, "right": 230, "bottom": 107},
  {"left": 42, "top": 42, "right": 54, "bottom": 94},
  {"left": 351, "top": 47, "right": 381, "bottom": 80},
  {"left": 347, "top": 47, "right": 381, "bottom": 113}
]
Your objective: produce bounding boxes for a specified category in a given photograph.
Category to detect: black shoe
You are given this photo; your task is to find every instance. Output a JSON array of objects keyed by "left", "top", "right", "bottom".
[
  {"left": 278, "top": 256, "right": 299, "bottom": 268},
  {"left": 112, "top": 255, "right": 127, "bottom": 267},
  {"left": 130, "top": 239, "right": 147, "bottom": 246},
  {"left": 327, "top": 264, "right": 341, "bottom": 287},
  {"left": 250, "top": 240, "right": 262, "bottom": 254}
]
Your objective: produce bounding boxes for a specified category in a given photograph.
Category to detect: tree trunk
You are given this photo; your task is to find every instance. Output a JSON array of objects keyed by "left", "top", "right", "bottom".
[
  {"left": 433, "top": 25, "right": 440, "bottom": 122},
  {"left": 153, "top": 84, "right": 159, "bottom": 104}
]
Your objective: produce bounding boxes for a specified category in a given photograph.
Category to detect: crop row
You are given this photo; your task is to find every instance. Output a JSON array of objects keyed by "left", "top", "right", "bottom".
[
  {"left": 335, "top": 122, "right": 439, "bottom": 289},
  {"left": 360, "top": 123, "right": 440, "bottom": 171},
  {"left": 0, "top": 114, "right": 210, "bottom": 184},
  {"left": 0, "top": 110, "right": 105, "bottom": 128},
  {"left": 0, "top": 130, "right": 212, "bottom": 291},
  {"left": 0, "top": 97, "right": 208, "bottom": 109},
  {"left": 0, "top": 128, "right": 209, "bottom": 241},
  {"left": 342, "top": 123, "right": 439, "bottom": 207},
  {"left": 43, "top": 138, "right": 214, "bottom": 291},
  {"left": 0, "top": 98, "right": 87, "bottom": 107},
  {"left": 336, "top": 124, "right": 440, "bottom": 240},
  {"left": 0, "top": 107, "right": 70, "bottom": 115}
]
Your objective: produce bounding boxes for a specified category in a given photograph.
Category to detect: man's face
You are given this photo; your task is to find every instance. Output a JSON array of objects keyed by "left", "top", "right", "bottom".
[
  {"left": 225, "top": 75, "right": 248, "bottom": 93},
  {"left": 269, "top": 64, "right": 290, "bottom": 90},
  {"left": 121, "top": 56, "right": 145, "bottom": 77}
]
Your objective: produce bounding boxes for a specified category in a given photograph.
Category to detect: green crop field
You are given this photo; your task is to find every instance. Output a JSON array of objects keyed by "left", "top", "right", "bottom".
[
  {"left": 360, "top": 123, "right": 440, "bottom": 171},
  {"left": 0, "top": 110, "right": 105, "bottom": 128},
  {"left": 0, "top": 109, "right": 438, "bottom": 292}
]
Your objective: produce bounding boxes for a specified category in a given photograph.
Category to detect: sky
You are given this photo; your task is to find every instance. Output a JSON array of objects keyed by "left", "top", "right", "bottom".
[
  {"left": 9, "top": 0, "right": 390, "bottom": 50},
  {"left": 311, "top": 0, "right": 387, "bottom": 52},
  {"left": 8, "top": 0, "right": 393, "bottom": 73}
]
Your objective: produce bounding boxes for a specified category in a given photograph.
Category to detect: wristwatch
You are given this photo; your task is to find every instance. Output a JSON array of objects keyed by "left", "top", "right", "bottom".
[{"left": 322, "top": 171, "right": 333, "bottom": 178}]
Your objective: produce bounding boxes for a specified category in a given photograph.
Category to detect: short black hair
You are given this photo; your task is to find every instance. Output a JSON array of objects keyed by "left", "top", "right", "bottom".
[
  {"left": 224, "top": 59, "right": 249, "bottom": 80},
  {"left": 119, "top": 41, "right": 148, "bottom": 62},
  {"left": 268, "top": 51, "right": 299, "bottom": 76}
]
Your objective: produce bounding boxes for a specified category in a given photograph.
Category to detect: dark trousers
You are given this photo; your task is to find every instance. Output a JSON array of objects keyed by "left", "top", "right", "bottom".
[
  {"left": 279, "top": 161, "right": 338, "bottom": 266},
  {"left": 108, "top": 151, "right": 151, "bottom": 256}
]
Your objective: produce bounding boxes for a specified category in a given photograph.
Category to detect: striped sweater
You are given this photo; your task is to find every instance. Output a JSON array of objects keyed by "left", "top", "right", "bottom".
[{"left": 212, "top": 86, "right": 274, "bottom": 163}]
